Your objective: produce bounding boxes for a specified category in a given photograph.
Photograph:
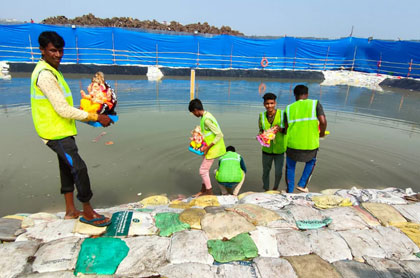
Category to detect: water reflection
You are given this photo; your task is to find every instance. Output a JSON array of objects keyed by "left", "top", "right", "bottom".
[{"left": 1, "top": 75, "right": 420, "bottom": 216}]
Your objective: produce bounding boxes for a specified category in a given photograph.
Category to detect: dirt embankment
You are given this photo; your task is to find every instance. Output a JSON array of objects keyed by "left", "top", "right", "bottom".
[{"left": 41, "top": 14, "right": 244, "bottom": 36}]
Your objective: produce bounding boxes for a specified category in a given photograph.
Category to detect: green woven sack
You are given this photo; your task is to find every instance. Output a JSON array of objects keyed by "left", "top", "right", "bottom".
[
  {"left": 154, "top": 212, "right": 190, "bottom": 237},
  {"left": 207, "top": 233, "right": 258, "bottom": 263},
  {"left": 74, "top": 237, "right": 129, "bottom": 275}
]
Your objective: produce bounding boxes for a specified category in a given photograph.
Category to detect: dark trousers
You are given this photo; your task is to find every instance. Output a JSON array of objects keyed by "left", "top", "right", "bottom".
[
  {"left": 262, "top": 151, "right": 284, "bottom": 191},
  {"left": 46, "top": 137, "right": 93, "bottom": 203}
]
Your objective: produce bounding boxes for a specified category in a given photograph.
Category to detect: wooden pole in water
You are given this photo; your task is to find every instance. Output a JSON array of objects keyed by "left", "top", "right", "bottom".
[{"left": 190, "top": 69, "right": 195, "bottom": 100}]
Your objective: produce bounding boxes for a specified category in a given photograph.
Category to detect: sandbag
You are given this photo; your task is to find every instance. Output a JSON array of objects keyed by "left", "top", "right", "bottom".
[
  {"left": 116, "top": 236, "right": 170, "bottom": 277},
  {"left": 285, "top": 193, "right": 317, "bottom": 207},
  {"left": 332, "top": 260, "right": 381, "bottom": 278},
  {"left": 239, "top": 193, "right": 290, "bottom": 210},
  {"left": 73, "top": 220, "right": 107, "bottom": 236},
  {"left": 398, "top": 260, "right": 420, "bottom": 277},
  {"left": 338, "top": 229, "right": 387, "bottom": 261},
  {"left": 169, "top": 199, "right": 193, "bottom": 209},
  {"left": 312, "top": 194, "right": 352, "bottom": 209},
  {"left": 286, "top": 205, "right": 324, "bottom": 221},
  {"left": 154, "top": 212, "right": 190, "bottom": 237},
  {"left": 372, "top": 226, "right": 420, "bottom": 260},
  {"left": 18, "top": 271, "right": 76, "bottom": 278},
  {"left": 320, "top": 189, "right": 340, "bottom": 195},
  {"left": 306, "top": 229, "right": 352, "bottom": 263},
  {"left": 266, "top": 209, "right": 297, "bottom": 229},
  {"left": 140, "top": 195, "right": 169, "bottom": 207},
  {"left": 179, "top": 208, "right": 206, "bottom": 229},
  {"left": 217, "top": 195, "right": 239, "bottom": 206},
  {"left": 226, "top": 204, "right": 281, "bottom": 226},
  {"left": 362, "top": 202, "right": 406, "bottom": 226},
  {"left": 295, "top": 218, "right": 332, "bottom": 230},
  {"left": 364, "top": 257, "right": 413, "bottom": 278},
  {"left": 201, "top": 211, "right": 256, "bottom": 240},
  {"left": 237, "top": 191, "right": 255, "bottom": 200},
  {"left": 189, "top": 195, "right": 220, "bottom": 208},
  {"left": 128, "top": 211, "right": 158, "bottom": 236},
  {"left": 168, "top": 230, "right": 213, "bottom": 265},
  {"left": 351, "top": 205, "right": 381, "bottom": 227},
  {"left": 207, "top": 233, "right": 258, "bottom": 263},
  {"left": 390, "top": 222, "right": 420, "bottom": 248},
  {"left": 217, "top": 263, "right": 257, "bottom": 278},
  {"left": 204, "top": 206, "right": 226, "bottom": 214},
  {"left": 33, "top": 237, "right": 81, "bottom": 273},
  {"left": 16, "top": 219, "right": 80, "bottom": 243},
  {"left": 74, "top": 238, "right": 129, "bottom": 275},
  {"left": 158, "top": 263, "right": 218, "bottom": 278},
  {"left": 0, "top": 218, "right": 22, "bottom": 241},
  {"left": 393, "top": 203, "right": 420, "bottom": 223},
  {"left": 253, "top": 257, "right": 297, "bottom": 278},
  {"left": 276, "top": 229, "right": 312, "bottom": 256},
  {"left": 249, "top": 226, "right": 280, "bottom": 258},
  {"left": 321, "top": 206, "right": 369, "bottom": 231},
  {"left": 0, "top": 241, "right": 40, "bottom": 278},
  {"left": 284, "top": 254, "right": 342, "bottom": 278}
]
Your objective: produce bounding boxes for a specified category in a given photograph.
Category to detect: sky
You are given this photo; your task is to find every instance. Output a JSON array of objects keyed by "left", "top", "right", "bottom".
[{"left": 2, "top": 0, "right": 420, "bottom": 40}]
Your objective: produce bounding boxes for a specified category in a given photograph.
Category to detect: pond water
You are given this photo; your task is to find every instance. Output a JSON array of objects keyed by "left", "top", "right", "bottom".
[{"left": 1, "top": 74, "right": 420, "bottom": 216}]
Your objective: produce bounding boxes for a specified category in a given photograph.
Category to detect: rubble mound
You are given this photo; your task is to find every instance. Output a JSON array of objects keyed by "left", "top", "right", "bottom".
[{"left": 41, "top": 14, "right": 244, "bottom": 36}]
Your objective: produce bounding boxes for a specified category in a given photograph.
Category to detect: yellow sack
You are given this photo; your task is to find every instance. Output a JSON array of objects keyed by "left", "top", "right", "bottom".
[
  {"left": 226, "top": 204, "right": 281, "bottom": 226},
  {"left": 237, "top": 191, "right": 255, "bottom": 200},
  {"left": 312, "top": 195, "right": 353, "bottom": 209},
  {"left": 361, "top": 202, "right": 406, "bottom": 226},
  {"left": 265, "top": 190, "right": 281, "bottom": 195},
  {"left": 179, "top": 208, "right": 206, "bottom": 229},
  {"left": 140, "top": 195, "right": 169, "bottom": 207},
  {"left": 320, "top": 189, "right": 340, "bottom": 195},
  {"left": 169, "top": 199, "right": 192, "bottom": 209},
  {"left": 189, "top": 195, "right": 220, "bottom": 208},
  {"left": 390, "top": 222, "right": 420, "bottom": 248},
  {"left": 3, "top": 215, "right": 26, "bottom": 221}
]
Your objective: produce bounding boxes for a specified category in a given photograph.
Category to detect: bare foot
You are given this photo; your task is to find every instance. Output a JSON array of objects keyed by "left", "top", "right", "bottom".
[{"left": 193, "top": 191, "right": 204, "bottom": 198}]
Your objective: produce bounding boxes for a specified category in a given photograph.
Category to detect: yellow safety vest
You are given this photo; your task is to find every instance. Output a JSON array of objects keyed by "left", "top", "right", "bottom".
[
  {"left": 31, "top": 60, "right": 77, "bottom": 140},
  {"left": 260, "top": 109, "right": 287, "bottom": 154},
  {"left": 286, "top": 99, "right": 319, "bottom": 150},
  {"left": 200, "top": 111, "right": 226, "bottom": 159},
  {"left": 216, "top": 151, "right": 243, "bottom": 183}
]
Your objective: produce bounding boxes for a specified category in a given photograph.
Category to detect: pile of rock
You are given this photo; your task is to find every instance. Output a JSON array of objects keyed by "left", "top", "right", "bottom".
[
  {"left": 1, "top": 187, "right": 420, "bottom": 277},
  {"left": 41, "top": 14, "right": 244, "bottom": 36},
  {"left": 321, "top": 70, "right": 389, "bottom": 91}
]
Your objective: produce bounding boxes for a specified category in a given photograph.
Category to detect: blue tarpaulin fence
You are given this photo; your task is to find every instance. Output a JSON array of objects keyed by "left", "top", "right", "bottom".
[{"left": 1, "top": 23, "right": 419, "bottom": 78}]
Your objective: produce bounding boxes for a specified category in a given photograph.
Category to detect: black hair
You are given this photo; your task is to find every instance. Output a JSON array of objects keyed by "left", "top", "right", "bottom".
[
  {"left": 188, "top": 98, "right": 203, "bottom": 112},
  {"left": 293, "top": 85, "right": 309, "bottom": 96},
  {"left": 226, "top": 146, "right": 235, "bottom": 152},
  {"left": 38, "top": 31, "right": 65, "bottom": 49},
  {"left": 262, "top": 92, "right": 277, "bottom": 101}
]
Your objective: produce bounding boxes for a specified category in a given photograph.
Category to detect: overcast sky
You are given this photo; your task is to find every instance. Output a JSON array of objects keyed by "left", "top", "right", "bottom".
[{"left": 2, "top": 0, "right": 420, "bottom": 40}]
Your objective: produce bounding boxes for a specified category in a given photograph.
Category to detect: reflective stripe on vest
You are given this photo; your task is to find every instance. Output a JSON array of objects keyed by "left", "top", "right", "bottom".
[
  {"left": 286, "top": 99, "right": 319, "bottom": 150},
  {"left": 215, "top": 151, "right": 243, "bottom": 183},
  {"left": 260, "top": 109, "right": 287, "bottom": 154},
  {"left": 31, "top": 60, "right": 77, "bottom": 140},
  {"left": 200, "top": 111, "right": 226, "bottom": 159}
]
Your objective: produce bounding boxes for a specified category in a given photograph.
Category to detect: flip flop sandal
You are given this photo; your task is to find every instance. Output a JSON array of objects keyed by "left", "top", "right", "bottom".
[{"left": 79, "top": 216, "right": 111, "bottom": 227}]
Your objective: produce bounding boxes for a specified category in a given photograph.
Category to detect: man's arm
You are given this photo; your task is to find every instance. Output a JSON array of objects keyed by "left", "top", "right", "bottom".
[
  {"left": 283, "top": 112, "right": 288, "bottom": 135},
  {"left": 240, "top": 157, "right": 247, "bottom": 173},
  {"left": 317, "top": 101, "right": 327, "bottom": 137}
]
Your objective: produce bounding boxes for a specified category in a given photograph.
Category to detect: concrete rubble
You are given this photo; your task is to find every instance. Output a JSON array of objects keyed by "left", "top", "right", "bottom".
[{"left": 1, "top": 187, "right": 420, "bottom": 278}]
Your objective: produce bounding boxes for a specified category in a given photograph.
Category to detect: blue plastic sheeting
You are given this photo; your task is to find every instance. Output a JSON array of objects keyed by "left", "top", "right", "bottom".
[{"left": 1, "top": 23, "right": 419, "bottom": 78}]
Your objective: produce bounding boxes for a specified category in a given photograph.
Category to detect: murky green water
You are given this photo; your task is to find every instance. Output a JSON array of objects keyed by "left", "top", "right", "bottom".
[{"left": 1, "top": 74, "right": 420, "bottom": 216}]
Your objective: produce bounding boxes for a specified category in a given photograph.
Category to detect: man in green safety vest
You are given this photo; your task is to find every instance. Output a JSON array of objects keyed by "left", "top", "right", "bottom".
[
  {"left": 30, "top": 31, "right": 113, "bottom": 227},
  {"left": 258, "top": 93, "right": 288, "bottom": 191},
  {"left": 284, "top": 85, "right": 327, "bottom": 193},
  {"left": 215, "top": 146, "right": 247, "bottom": 196},
  {"left": 189, "top": 98, "right": 226, "bottom": 197}
]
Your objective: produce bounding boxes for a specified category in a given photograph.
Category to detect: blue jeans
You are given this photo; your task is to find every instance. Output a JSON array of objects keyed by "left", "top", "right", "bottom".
[{"left": 286, "top": 156, "right": 316, "bottom": 193}]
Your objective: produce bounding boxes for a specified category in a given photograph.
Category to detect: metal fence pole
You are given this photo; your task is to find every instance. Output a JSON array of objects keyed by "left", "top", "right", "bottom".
[
  {"left": 351, "top": 46, "right": 357, "bottom": 71},
  {"left": 28, "top": 34, "right": 34, "bottom": 63},
  {"left": 323, "top": 46, "right": 330, "bottom": 71},
  {"left": 407, "top": 59, "right": 413, "bottom": 77}
]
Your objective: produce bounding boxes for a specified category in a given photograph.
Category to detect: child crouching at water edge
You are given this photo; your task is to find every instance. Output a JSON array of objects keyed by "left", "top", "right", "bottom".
[{"left": 188, "top": 99, "right": 226, "bottom": 197}]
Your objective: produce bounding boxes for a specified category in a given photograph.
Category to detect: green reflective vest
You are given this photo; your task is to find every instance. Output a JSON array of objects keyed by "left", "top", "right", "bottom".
[
  {"left": 31, "top": 60, "right": 77, "bottom": 140},
  {"left": 260, "top": 110, "right": 287, "bottom": 154},
  {"left": 200, "top": 111, "right": 226, "bottom": 159},
  {"left": 286, "top": 99, "right": 319, "bottom": 150},
  {"left": 215, "top": 151, "right": 243, "bottom": 183}
]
